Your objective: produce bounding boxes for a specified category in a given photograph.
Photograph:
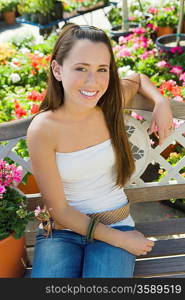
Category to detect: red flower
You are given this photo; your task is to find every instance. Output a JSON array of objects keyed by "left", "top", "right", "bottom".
[
  {"left": 14, "top": 99, "right": 27, "bottom": 118},
  {"left": 15, "top": 107, "right": 27, "bottom": 118},
  {"left": 31, "top": 104, "right": 39, "bottom": 114},
  {"left": 27, "top": 90, "right": 46, "bottom": 102}
]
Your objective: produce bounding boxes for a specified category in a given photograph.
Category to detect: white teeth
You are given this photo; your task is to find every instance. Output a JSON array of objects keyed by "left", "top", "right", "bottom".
[{"left": 80, "top": 90, "right": 97, "bottom": 96}]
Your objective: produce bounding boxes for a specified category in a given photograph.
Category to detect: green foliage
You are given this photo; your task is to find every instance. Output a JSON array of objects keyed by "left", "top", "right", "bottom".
[
  {"left": 134, "top": 56, "right": 159, "bottom": 77},
  {"left": 107, "top": 7, "right": 122, "bottom": 27},
  {"left": 0, "top": 187, "right": 34, "bottom": 240},
  {"left": 0, "top": 0, "right": 19, "bottom": 13},
  {"left": 169, "top": 52, "right": 185, "bottom": 70}
]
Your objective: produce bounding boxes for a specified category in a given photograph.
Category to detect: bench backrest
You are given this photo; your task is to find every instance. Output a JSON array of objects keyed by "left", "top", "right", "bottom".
[{"left": 1, "top": 95, "right": 185, "bottom": 206}]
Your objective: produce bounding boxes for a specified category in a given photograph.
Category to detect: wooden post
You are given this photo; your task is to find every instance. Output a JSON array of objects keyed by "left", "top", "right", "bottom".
[
  {"left": 176, "top": 0, "right": 184, "bottom": 46},
  {"left": 121, "top": 0, "right": 129, "bottom": 31}
]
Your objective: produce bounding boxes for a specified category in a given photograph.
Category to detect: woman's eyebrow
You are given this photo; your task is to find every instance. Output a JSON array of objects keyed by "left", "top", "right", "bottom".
[{"left": 74, "top": 63, "right": 109, "bottom": 67}]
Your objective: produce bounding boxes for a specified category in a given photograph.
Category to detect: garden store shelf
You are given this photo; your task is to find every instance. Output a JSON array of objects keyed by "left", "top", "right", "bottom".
[{"left": 16, "top": 2, "right": 110, "bottom": 30}]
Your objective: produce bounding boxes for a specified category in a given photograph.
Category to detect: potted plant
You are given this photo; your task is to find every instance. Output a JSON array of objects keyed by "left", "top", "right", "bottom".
[
  {"left": 17, "top": 0, "right": 32, "bottom": 21},
  {"left": 0, "top": 159, "right": 34, "bottom": 278},
  {"left": 155, "top": 0, "right": 185, "bottom": 53},
  {"left": 150, "top": 6, "right": 178, "bottom": 37},
  {"left": 108, "top": 0, "right": 148, "bottom": 42},
  {"left": 0, "top": 0, "right": 19, "bottom": 24}
]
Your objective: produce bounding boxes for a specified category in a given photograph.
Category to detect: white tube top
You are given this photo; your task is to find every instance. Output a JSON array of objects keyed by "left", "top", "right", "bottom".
[{"left": 55, "top": 139, "right": 135, "bottom": 227}]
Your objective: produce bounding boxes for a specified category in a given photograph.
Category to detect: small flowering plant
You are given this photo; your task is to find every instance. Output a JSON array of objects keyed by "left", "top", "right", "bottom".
[
  {"left": 0, "top": 159, "right": 34, "bottom": 240},
  {"left": 34, "top": 205, "right": 54, "bottom": 237}
]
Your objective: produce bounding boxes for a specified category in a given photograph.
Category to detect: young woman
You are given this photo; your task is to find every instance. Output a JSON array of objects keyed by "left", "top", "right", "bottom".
[{"left": 27, "top": 23, "right": 173, "bottom": 278}]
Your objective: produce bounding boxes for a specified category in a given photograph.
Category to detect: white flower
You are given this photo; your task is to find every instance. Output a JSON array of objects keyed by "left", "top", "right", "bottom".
[
  {"left": 134, "top": 10, "right": 143, "bottom": 17},
  {"left": 9, "top": 62, "right": 18, "bottom": 69},
  {"left": 34, "top": 50, "right": 44, "bottom": 57},
  {"left": 20, "top": 47, "right": 30, "bottom": 54},
  {"left": 12, "top": 58, "right": 19, "bottom": 63},
  {"left": 118, "top": 66, "right": 135, "bottom": 78},
  {"left": 10, "top": 73, "right": 21, "bottom": 83}
]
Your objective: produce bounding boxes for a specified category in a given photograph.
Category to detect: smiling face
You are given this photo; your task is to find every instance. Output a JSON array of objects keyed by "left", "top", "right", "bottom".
[{"left": 51, "top": 39, "right": 110, "bottom": 112}]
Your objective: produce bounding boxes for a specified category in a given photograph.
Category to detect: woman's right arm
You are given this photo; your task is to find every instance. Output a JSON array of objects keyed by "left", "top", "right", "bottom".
[{"left": 27, "top": 117, "right": 154, "bottom": 256}]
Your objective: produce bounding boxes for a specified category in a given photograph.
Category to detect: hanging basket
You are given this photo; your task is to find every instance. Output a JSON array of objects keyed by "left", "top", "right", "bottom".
[{"left": 155, "top": 33, "right": 185, "bottom": 52}]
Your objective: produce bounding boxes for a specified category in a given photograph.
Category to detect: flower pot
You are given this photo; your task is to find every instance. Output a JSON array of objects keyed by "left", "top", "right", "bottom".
[
  {"left": 3, "top": 11, "right": 16, "bottom": 25},
  {"left": 156, "top": 26, "right": 174, "bottom": 37},
  {"left": 30, "top": 12, "right": 39, "bottom": 23},
  {"left": 53, "top": 0, "right": 63, "bottom": 20},
  {"left": 18, "top": 174, "right": 40, "bottom": 194},
  {"left": 38, "top": 13, "right": 50, "bottom": 25},
  {"left": 0, "top": 235, "right": 27, "bottom": 278},
  {"left": 156, "top": 33, "right": 185, "bottom": 52}
]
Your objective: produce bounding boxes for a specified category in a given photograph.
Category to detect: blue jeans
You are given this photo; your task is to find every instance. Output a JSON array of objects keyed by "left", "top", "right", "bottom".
[{"left": 31, "top": 225, "right": 136, "bottom": 278}]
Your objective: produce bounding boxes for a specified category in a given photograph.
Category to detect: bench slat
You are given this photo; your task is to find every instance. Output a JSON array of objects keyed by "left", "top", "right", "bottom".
[
  {"left": 125, "top": 183, "right": 185, "bottom": 203},
  {"left": 134, "top": 256, "right": 185, "bottom": 277},
  {"left": 143, "top": 238, "right": 185, "bottom": 258},
  {"left": 136, "top": 218, "right": 185, "bottom": 236}
]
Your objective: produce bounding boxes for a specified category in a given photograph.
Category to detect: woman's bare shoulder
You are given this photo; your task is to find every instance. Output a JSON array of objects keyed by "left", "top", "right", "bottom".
[
  {"left": 27, "top": 111, "right": 58, "bottom": 135},
  {"left": 26, "top": 110, "right": 60, "bottom": 149}
]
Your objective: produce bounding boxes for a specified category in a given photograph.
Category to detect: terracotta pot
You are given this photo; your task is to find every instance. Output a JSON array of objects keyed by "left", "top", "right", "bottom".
[
  {"left": 3, "top": 11, "right": 16, "bottom": 25},
  {"left": 157, "top": 26, "right": 174, "bottom": 37},
  {"left": 18, "top": 174, "right": 40, "bottom": 194},
  {"left": 0, "top": 235, "right": 27, "bottom": 278}
]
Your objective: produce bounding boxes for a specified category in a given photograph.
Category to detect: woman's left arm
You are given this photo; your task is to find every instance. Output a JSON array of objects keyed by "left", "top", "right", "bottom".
[{"left": 121, "top": 73, "right": 173, "bottom": 145}]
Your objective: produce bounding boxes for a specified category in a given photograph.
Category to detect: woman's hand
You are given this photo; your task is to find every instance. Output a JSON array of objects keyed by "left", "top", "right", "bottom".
[
  {"left": 149, "top": 98, "right": 173, "bottom": 145},
  {"left": 116, "top": 230, "right": 155, "bottom": 256}
]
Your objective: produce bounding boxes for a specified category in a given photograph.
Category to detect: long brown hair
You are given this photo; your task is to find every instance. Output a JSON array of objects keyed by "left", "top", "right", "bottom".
[{"left": 38, "top": 23, "right": 135, "bottom": 187}]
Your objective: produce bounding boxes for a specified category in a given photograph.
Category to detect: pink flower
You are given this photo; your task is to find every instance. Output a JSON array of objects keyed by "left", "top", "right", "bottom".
[
  {"left": 170, "top": 66, "right": 183, "bottom": 75},
  {"left": 117, "top": 48, "right": 132, "bottom": 57},
  {"left": 180, "top": 72, "right": 185, "bottom": 82},
  {"left": 132, "top": 27, "right": 146, "bottom": 35},
  {"left": 148, "top": 8, "right": 158, "bottom": 14},
  {"left": 170, "top": 47, "right": 183, "bottom": 54},
  {"left": 118, "top": 36, "right": 127, "bottom": 44},
  {"left": 146, "top": 23, "right": 158, "bottom": 31},
  {"left": 131, "top": 112, "right": 144, "bottom": 121},
  {"left": 128, "top": 16, "right": 136, "bottom": 21},
  {"left": 163, "top": 7, "right": 175, "bottom": 12},
  {"left": 34, "top": 206, "right": 42, "bottom": 217},
  {"left": 0, "top": 185, "right": 6, "bottom": 194},
  {"left": 113, "top": 45, "right": 121, "bottom": 52},
  {"left": 157, "top": 60, "right": 171, "bottom": 68},
  {"left": 173, "top": 119, "right": 185, "bottom": 129},
  {"left": 173, "top": 96, "right": 184, "bottom": 102}
]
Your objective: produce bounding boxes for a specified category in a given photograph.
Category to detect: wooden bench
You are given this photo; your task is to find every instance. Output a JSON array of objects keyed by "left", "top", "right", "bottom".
[{"left": 1, "top": 94, "right": 185, "bottom": 278}]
